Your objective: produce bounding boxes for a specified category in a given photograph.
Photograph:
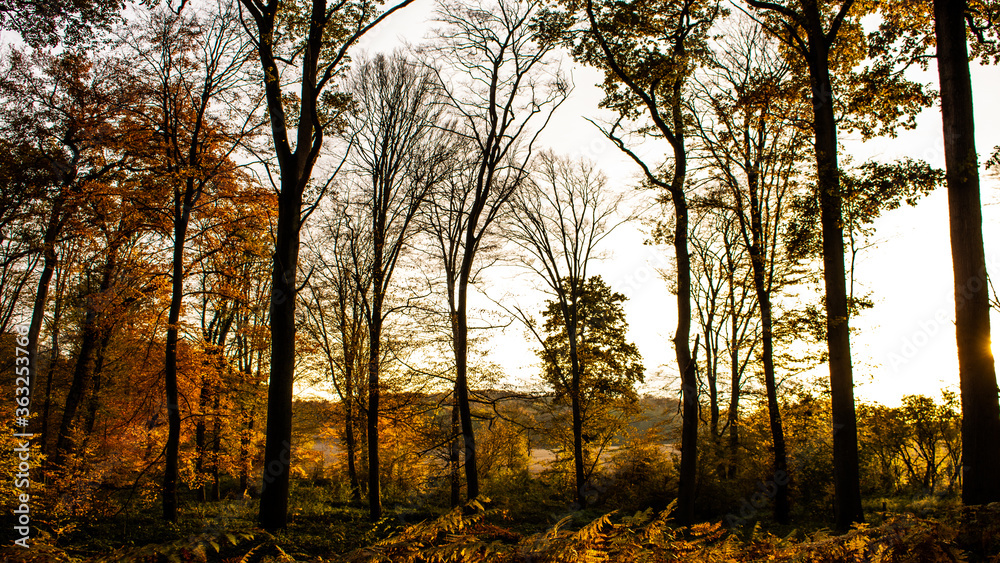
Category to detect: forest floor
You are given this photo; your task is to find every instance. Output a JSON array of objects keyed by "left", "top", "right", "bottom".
[{"left": 2, "top": 483, "right": 998, "bottom": 562}]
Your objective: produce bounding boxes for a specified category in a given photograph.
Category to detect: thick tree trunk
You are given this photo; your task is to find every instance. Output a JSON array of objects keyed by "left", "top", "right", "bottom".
[
  {"left": 259, "top": 180, "right": 301, "bottom": 530},
  {"left": 40, "top": 341, "right": 58, "bottom": 458},
  {"left": 570, "top": 383, "right": 586, "bottom": 506},
  {"left": 809, "top": 44, "right": 864, "bottom": 530},
  {"left": 83, "top": 328, "right": 112, "bottom": 436},
  {"left": 561, "top": 299, "right": 587, "bottom": 507},
  {"left": 26, "top": 197, "right": 64, "bottom": 413},
  {"left": 163, "top": 203, "right": 191, "bottom": 522},
  {"left": 53, "top": 310, "right": 98, "bottom": 465},
  {"left": 934, "top": 0, "right": 1000, "bottom": 506}
]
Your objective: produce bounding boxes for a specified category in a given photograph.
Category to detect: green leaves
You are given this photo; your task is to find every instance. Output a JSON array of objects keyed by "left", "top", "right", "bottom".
[
  {"left": 841, "top": 157, "right": 943, "bottom": 231},
  {"left": 539, "top": 276, "right": 644, "bottom": 405},
  {"left": 784, "top": 157, "right": 942, "bottom": 260}
]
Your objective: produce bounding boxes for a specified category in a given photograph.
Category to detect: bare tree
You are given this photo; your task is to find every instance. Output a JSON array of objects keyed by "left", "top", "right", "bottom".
[
  {"left": 342, "top": 52, "right": 452, "bottom": 521},
  {"left": 687, "top": 200, "right": 758, "bottom": 464},
  {"left": 301, "top": 198, "right": 370, "bottom": 504},
  {"left": 421, "top": 0, "right": 568, "bottom": 504}
]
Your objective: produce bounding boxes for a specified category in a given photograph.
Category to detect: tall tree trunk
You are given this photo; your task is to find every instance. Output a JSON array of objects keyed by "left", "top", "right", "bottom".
[
  {"left": 727, "top": 394, "right": 739, "bottom": 479},
  {"left": 808, "top": 43, "right": 864, "bottom": 530},
  {"left": 752, "top": 248, "right": 789, "bottom": 524},
  {"left": 211, "top": 389, "right": 221, "bottom": 501},
  {"left": 259, "top": 180, "right": 302, "bottom": 530},
  {"left": 40, "top": 341, "right": 58, "bottom": 459},
  {"left": 164, "top": 185, "right": 197, "bottom": 522},
  {"left": 345, "top": 386, "right": 361, "bottom": 503},
  {"left": 727, "top": 268, "right": 741, "bottom": 479},
  {"left": 707, "top": 330, "right": 719, "bottom": 439},
  {"left": 934, "top": 0, "right": 1000, "bottom": 506},
  {"left": 561, "top": 297, "right": 587, "bottom": 507},
  {"left": 367, "top": 305, "right": 382, "bottom": 521},
  {"left": 53, "top": 310, "right": 98, "bottom": 466},
  {"left": 195, "top": 318, "right": 231, "bottom": 503},
  {"left": 239, "top": 402, "right": 255, "bottom": 497},
  {"left": 672, "top": 153, "right": 697, "bottom": 527},
  {"left": 83, "top": 328, "right": 112, "bottom": 436},
  {"left": 41, "top": 259, "right": 68, "bottom": 462},
  {"left": 454, "top": 283, "right": 479, "bottom": 503},
  {"left": 53, "top": 247, "right": 115, "bottom": 467},
  {"left": 243, "top": 0, "right": 415, "bottom": 531},
  {"left": 743, "top": 170, "right": 790, "bottom": 524},
  {"left": 450, "top": 393, "right": 461, "bottom": 508},
  {"left": 26, "top": 193, "right": 66, "bottom": 429},
  {"left": 367, "top": 221, "right": 386, "bottom": 522},
  {"left": 570, "top": 379, "right": 586, "bottom": 506},
  {"left": 196, "top": 373, "right": 211, "bottom": 502}
]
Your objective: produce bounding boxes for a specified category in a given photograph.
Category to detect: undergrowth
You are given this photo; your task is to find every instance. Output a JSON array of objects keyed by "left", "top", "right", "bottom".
[{"left": 2, "top": 497, "right": 997, "bottom": 562}]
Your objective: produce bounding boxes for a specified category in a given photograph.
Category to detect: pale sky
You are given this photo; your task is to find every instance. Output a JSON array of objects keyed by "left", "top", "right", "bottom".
[
  {"left": 7, "top": 2, "right": 995, "bottom": 408},
  {"left": 349, "top": 0, "right": 1000, "bottom": 408}
]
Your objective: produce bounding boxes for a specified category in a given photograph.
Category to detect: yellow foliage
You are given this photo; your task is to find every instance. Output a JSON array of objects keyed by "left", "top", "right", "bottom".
[{"left": 341, "top": 501, "right": 988, "bottom": 563}]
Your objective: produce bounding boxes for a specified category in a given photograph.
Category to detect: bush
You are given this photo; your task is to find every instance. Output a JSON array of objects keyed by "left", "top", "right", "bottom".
[{"left": 601, "top": 435, "right": 676, "bottom": 512}]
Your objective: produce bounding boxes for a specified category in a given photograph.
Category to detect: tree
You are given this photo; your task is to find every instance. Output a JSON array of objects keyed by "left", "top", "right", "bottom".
[
  {"left": 301, "top": 200, "right": 369, "bottom": 504},
  {"left": 0, "top": 140, "right": 50, "bottom": 335},
  {"left": 0, "top": 49, "right": 131, "bottom": 465},
  {"left": 933, "top": 0, "right": 1000, "bottom": 506},
  {"left": 898, "top": 394, "right": 960, "bottom": 494},
  {"left": 235, "top": 0, "right": 416, "bottom": 530},
  {"left": 341, "top": 51, "right": 451, "bottom": 520},
  {"left": 0, "top": 0, "right": 125, "bottom": 47},
  {"left": 686, "top": 199, "right": 758, "bottom": 478},
  {"left": 551, "top": 0, "right": 721, "bottom": 524},
  {"left": 744, "top": 0, "right": 934, "bottom": 529},
  {"left": 52, "top": 174, "right": 151, "bottom": 472},
  {"left": 744, "top": 0, "right": 863, "bottom": 530},
  {"left": 689, "top": 20, "right": 811, "bottom": 523},
  {"left": 121, "top": 2, "right": 259, "bottom": 521},
  {"left": 536, "top": 275, "right": 644, "bottom": 501},
  {"left": 422, "top": 0, "right": 567, "bottom": 504},
  {"left": 216, "top": 210, "right": 273, "bottom": 498},
  {"left": 510, "top": 151, "right": 628, "bottom": 505},
  {"left": 187, "top": 185, "right": 275, "bottom": 501},
  {"left": 857, "top": 393, "right": 963, "bottom": 496}
]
